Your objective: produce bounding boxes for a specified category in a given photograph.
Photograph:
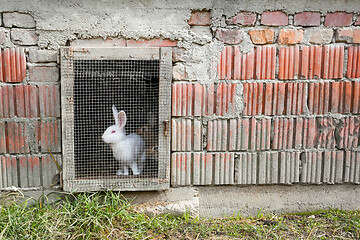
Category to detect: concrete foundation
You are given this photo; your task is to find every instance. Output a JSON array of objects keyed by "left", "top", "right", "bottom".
[{"left": 3, "top": 185, "right": 359, "bottom": 218}]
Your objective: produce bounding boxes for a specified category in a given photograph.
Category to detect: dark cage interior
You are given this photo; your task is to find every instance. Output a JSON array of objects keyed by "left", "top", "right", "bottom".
[{"left": 74, "top": 60, "right": 159, "bottom": 179}]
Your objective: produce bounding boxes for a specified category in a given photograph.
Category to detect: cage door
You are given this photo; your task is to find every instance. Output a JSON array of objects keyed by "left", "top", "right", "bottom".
[{"left": 60, "top": 47, "right": 171, "bottom": 192}]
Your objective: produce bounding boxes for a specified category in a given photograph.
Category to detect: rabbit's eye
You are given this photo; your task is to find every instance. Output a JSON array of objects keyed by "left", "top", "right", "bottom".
[{"left": 111, "top": 130, "right": 116, "bottom": 133}]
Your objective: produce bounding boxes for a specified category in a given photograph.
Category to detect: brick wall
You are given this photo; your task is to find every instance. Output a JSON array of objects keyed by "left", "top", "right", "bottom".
[
  {"left": 171, "top": 10, "right": 360, "bottom": 186},
  {"left": 1, "top": 9, "right": 360, "bottom": 190},
  {"left": 0, "top": 12, "right": 61, "bottom": 189}
]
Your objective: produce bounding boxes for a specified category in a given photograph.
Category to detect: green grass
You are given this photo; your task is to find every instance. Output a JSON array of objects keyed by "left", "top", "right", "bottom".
[{"left": 0, "top": 191, "right": 359, "bottom": 239}]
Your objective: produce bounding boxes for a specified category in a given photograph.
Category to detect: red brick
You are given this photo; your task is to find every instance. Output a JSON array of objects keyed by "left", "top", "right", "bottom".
[
  {"left": 276, "top": 83, "right": 286, "bottom": 115},
  {"left": 304, "top": 118, "right": 317, "bottom": 148},
  {"left": 205, "top": 84, "right": 215, "bottom": 116},
  {"left": 126, "top": 39, "right": 177, "bottom": 47},
  {"left": 316, "top": 118, "right": 336, "bottom": 149},
  {"left": 263, "top": 83, "right": 273, "bottom": 115},
  {"left": 172, "top": 83, "right": 236, "bottom": 117},
  {"left": 278, "top": 29, "right": 303, "bottom": 45},
  {"left": 193, "top": 119, "right": 202, "bottom": 151},
  {"left": 193, "top": 83, "right": 204, "bottom": 116},
  {"left": 324, "top": 12, "right": 353, "bottom": 26},
  {"left": 215, "top": 29, "right": 244, "bottom": 45},
  {"left": 337, "top": 117, "right": 360, "bottom": 149},
  {"left": 308, "top": 82, "right": 331, "bottom": 115},
  {"left": 347, "top": 46, "right": 360, "bottom": 79},
  {"left": 322, "top": 45, "right": 344, "bottom": 79},
  {"left": 336, "top": 29, "right": 360, "bottom": 44},
  {"left": 38, "top": 85, "right": 60, "bottom": 117},
  {"left": 0, "top": 48, "right": 26, "bottom": 83},
  {"left": 294, "top": 45, "right": 344, "bottom": 80},
  {"left": 41, "top": 154, "right": 61, "bottom": 187},
  {"left": 226, "top": 12, "right": 256, "bottom": 26},
  {"left": 354, "top": 30, "right": 360, "bottom": 44},
  {"left": 5, "top": 122, "right": 29, "bottom": 153},
  {"left": 39, "top": 120, "right": 61, "bottom": 153},
  {"left": 272, "top": 118, "right": 295, "bottom": 149},
  {"left": 171, "top": 153, "right": 191, "bottom": 186},
  {"left": 171, "top": 118, "right": 192, "bottom": 151},
  {"left": 294, "top": 12, "right": 320, "bottom": 26},
  {"left": 243, "top": 82, "right": 264, "bottom": 115},
  {"left": 224, "top": 46, "right": 233, "bottom": 79},
  {"left": 0, "top": 87, "right": 4, "bottom": 117},
  {"left": 255, "top": 45, "right": 276, "bottom": 79},
  {"left": 188, "top": 10, "right": 211, "bottom": 26},
  {"left": 1, "top": 85, "right": 15, "bottom": 118},
  {"left": 250, "top": 118, "right": 271, "bottom": 150},
  {"left": 24, "top": 85, "right": 39, "bottom": 118},
  {"left": 343, "top": 81, "right": 353, "bottom": 114},
  {"left": 207, "top": 119, "right": 228, "bottom": 151},
  {"left": 14, "top": 85, "right": 25, "bottom": 117},
  {"left": 18, "top": 155, "right": 41, "bottom": 188},
  {"left": 261, "top": 11, "right": 288, "bottom": 26},
  {"left": 353, "top": 81, "right": 360, "bottom": 114},
  {"left": 327, "top": 81, "right": 353, "bottom": 114},
  {"left": 215, "top": 83, "right": 236, "bottom": 116},
  {"left": 243, "top": 83, "right": 258, "bottom": 115},
  {"left": 0, "top": 123, "right": 6, "bottom": 153},
  {"left": 172, "top": 83, "right": 193, "bottom": 116},
  {"left": 293, "top": 118, "right": 303, "bottom": 149},
  {"left": 193, "top": 153, "right": 213, "bottom": 185},
  {"left": 336, "top": 28, "right": 353, "bottom": 43},
  {"left": 1, "top": 156, "right": 18, "bottom": 187},
  {"left": 171, "top": 83, "right": 179, "bottom": 116},
  {"left": 301, "top": 45, "right": 314, "bottom": 79},
  {"left": 229, "top": 119, "right": 237, "bottom": 150},
  {"left": 2, "top": 49, "right": 10, "bottom": 82},
  {"left": 183, "top": 84, "right": 193, "bottom": 116},
  {"left": 237, "top": 119, "right": 250, "bottom": 150},
  {"left": 331, "top": 82, "right": 340, "bottom": 113},
  {"left": 244, "top": 82, "right": 306, "bottom": 116},
  {"left": 214, "top": 153, "right": 235, "bottom": 185},
  {"left": 218, "top": 46, "right": 227, "bottom": 79},
  {"left": 278, "top": 46, "right": 300, "bottom": 80},
  {"left": 218, "top": 46, "right": 255, "bottom": 80},
  {"left": 248, "top": 29, "right": 274, "bottom": 44}
]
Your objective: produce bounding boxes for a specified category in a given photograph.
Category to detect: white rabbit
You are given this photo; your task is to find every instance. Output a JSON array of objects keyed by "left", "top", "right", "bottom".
[{"left": 102, "top": 105, "right": 146, "bottom": 176}]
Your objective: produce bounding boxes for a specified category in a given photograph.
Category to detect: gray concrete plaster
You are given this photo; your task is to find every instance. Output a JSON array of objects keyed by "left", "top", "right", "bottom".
[
  {"left": 198, "top": 185, "right": 360, "bottom": 217},
  {"left": 5, "top": 185, "right": 358, "bottom": 218},
  {"left": 0, "top": 0, "right": 359, "bottom": 48}
]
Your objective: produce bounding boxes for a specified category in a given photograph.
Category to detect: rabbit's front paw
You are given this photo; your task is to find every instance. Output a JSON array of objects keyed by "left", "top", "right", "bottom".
[{"left": 116, "top": 169, "right": 123, "bottom": 176}]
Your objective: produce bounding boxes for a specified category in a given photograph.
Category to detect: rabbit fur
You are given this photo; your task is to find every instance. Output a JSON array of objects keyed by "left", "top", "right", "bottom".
[
  {"left": 102, "top": 105, "right": 146, "bottom": 176},
  {"left": 136, "top": 112, "right": 157, "bottom": 148}
]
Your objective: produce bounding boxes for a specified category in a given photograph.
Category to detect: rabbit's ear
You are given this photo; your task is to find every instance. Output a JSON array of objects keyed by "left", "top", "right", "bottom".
[
  {"left": 112, "top": 105, "right": 119, "bottom": 125},
  {"left": 118, "top": 111, "right": 127, "bottom": 128}
]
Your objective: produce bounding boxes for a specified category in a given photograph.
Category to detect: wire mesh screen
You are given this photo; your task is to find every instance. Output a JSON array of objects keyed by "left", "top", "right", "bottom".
[{"left": 73, "top": 60, "right": 159, "bottom": 180}]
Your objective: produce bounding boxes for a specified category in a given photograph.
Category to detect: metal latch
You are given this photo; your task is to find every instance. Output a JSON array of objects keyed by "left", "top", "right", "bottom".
[{"left": 163, "top": 120, "right": 169, "bottom": 137}]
